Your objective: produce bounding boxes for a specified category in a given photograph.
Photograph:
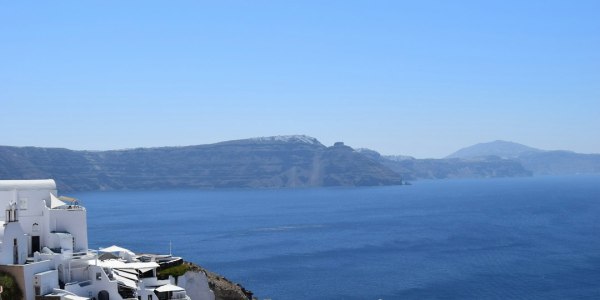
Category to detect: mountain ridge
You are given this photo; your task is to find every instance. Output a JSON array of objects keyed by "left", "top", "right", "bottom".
[
  {"left": 360, "top": 139, "right": 600, "bottom": 180},
  {"left": 1, "top": 137, "right": 598, "bottom": 192},
  {"left": 357, "top": 148, "right": 533, "bottom": 180},
  {"left": 0, "top": 136, "right": 404, "bottom": 192},
  {"left": 444, "top": 140, "right": 600, "bottom": 176}
]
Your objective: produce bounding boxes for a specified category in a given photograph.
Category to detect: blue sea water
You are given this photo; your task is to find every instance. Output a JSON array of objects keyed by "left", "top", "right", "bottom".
[{"left": 73, "top": 176, "right": 600, "bottom": 299}]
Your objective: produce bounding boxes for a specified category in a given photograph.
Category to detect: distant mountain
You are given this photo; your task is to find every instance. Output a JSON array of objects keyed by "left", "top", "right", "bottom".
[
  {"left": 445, "top": 140, "right": 600, "bottom": 176},
  {"left": 357, "top": 148, "right": 531, "bottom": 180},
  {"left": 447, "top": 140, "right": 542, "bottom": 159},
  {"left": 381, "top": 157, "right": 531, "bottom": 181},
  {"left": 0, "top": 135, "right": 404, "bottom": 192},
  {"left": 518, "top": 151, "right": 600, "bottom": 175},
  {"left": 386, "top": 157, "right": 532, "bottom": 180}
]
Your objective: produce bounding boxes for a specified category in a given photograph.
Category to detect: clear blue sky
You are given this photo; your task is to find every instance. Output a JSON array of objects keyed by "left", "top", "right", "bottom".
[{"left": 1, "top": 1, "right": 599, "bottom": 158}]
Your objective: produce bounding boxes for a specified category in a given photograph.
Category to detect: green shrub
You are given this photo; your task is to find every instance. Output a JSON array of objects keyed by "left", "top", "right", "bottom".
[
  {"left": 0, "top": 271, "right": 23, "bottom": 300},
  {"left": 157, "top": 264, "right": 191, "bottom": 279}
]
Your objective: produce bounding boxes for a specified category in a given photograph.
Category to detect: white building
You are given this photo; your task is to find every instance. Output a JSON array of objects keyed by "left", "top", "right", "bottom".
[{"left": 0, "top": 179, "right": 208, "bottom": 300}]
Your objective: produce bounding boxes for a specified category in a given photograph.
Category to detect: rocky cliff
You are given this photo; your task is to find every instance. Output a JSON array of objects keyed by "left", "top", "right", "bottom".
[
  {"left": 0, "top": 135, "right": 404, "bottom": 192},
  {"left": 191, "top": 264, "right": 254, "bottom": 300}
]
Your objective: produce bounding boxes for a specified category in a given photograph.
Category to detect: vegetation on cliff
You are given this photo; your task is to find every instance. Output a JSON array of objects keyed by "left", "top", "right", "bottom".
[{"left": 0, "top": 271, "right": 23, "bottom": 299}]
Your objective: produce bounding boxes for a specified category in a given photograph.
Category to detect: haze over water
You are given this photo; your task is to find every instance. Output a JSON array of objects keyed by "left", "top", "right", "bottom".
[{"left": 77, "top": 175, "right": 600, "bottom": 299}]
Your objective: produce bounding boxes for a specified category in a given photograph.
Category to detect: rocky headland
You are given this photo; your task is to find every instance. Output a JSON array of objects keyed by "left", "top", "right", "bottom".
[{"left": 0, "top": 135, "right": 404, "bottom": 192}]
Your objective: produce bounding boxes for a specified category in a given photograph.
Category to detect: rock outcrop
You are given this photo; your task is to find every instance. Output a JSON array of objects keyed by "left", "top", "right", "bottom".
[{"left": 179, "top": 262, "right": 254, "bottom": 300}]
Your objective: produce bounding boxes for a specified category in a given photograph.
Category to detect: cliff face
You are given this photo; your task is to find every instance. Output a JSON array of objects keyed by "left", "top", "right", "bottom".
[{"left": 0, "top": 136, "right": 404, "bottom": 192}]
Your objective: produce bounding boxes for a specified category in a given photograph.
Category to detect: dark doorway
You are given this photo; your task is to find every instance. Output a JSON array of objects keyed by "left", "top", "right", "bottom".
[{"left": 31, "top": 235, "right": 40, "bottom": 255}]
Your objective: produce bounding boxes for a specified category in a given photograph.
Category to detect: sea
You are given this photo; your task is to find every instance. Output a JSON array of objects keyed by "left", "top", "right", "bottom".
[{"left": 72, "top": 175, "right": 600, "bottom": 300}]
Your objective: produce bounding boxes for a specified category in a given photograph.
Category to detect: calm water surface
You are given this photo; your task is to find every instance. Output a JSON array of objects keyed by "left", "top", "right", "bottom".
[{"left": 73, "top": 176, "right": 600, "bottom": 299}]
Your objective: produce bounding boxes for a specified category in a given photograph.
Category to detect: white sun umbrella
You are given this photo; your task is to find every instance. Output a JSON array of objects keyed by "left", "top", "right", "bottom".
[
  {"left": 64, "top": 295, "right": 91, "bottom": 300},
  {"left": 50, "top": 194, "right": 68, "bottom": 208},
  {"left": 99, "top": 245, "right": 136, "bottom": 261},
  {"left": 99, "top": 245, "right": 135, "bottom": 255},
  {"left": 155, "top": 283, "right": 185, "bottom": 293}
]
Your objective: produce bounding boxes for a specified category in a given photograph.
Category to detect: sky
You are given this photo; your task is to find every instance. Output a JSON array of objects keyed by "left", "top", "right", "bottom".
[{"left": 1, "top": 1, "right": 599, "bottom": 158}]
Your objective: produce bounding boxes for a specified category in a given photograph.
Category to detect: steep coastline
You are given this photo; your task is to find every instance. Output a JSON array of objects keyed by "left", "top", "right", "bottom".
[
  {"left": 0, "top": 135, "right": 404, "bottom": 192},
  {"left": 3, "top": 137, "right": 595, "bottom": 191}
]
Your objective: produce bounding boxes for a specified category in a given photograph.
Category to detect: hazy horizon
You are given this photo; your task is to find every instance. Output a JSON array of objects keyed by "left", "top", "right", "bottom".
[
  {"left": 2, "top": 135, "right": 597, "bottom": 160},
  {"left": 2, "top": 1, "right": 599, "bottom": 158}
]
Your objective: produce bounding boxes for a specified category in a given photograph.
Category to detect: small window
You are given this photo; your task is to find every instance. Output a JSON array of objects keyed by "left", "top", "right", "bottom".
[
  {"left": 148, "top": 295, "right": 152, "bottom": 300},
  {"left": 96, "top": 272, "right": 102, "bottom": 280},
  {"left": 18, "top": 198, "right": 28, "bottom": 210}
]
